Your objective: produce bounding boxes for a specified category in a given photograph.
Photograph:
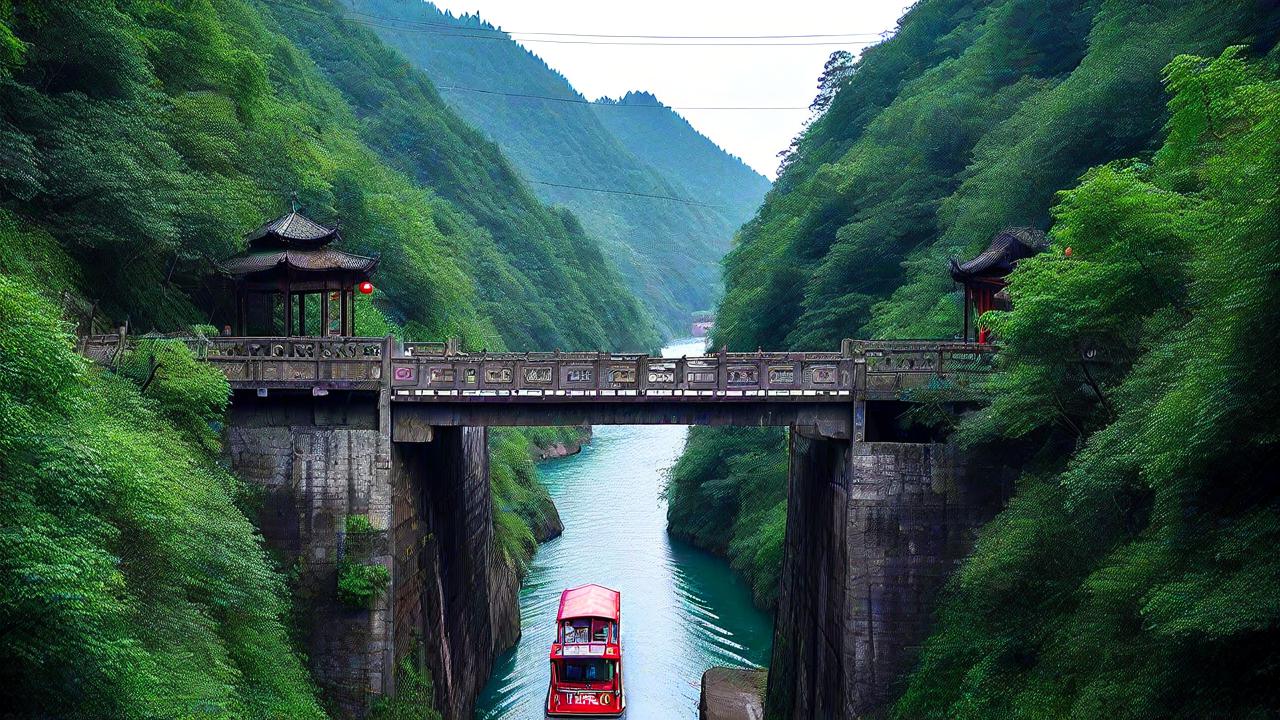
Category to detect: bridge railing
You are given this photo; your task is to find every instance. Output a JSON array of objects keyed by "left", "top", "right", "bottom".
[
  {"left": 79, "top": 331, "right": 998, "bottom": 400},
  {"left": 855, "top": 340, "right": 998, "bottom": 398},
  {"left": 389, "top": 349, "right": 857, "bottom": 401}
]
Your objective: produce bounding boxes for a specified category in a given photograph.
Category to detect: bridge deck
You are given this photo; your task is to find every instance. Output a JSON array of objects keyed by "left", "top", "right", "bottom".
[{"left": 80, "top": 334, "right": 995, "bottom": 436}]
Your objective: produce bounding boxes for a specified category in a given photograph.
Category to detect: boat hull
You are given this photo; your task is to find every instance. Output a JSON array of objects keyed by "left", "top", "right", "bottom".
[{"left": 545, "top": 687, "right": 625, "bottom": 717}]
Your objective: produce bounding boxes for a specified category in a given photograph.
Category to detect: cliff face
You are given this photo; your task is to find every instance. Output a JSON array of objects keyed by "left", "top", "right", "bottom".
[
  {"left": 392, "top": 426, "right": 519, "bottom": 719},
  {"left": 226, "top": 394, "right": 394, "bottom": 716},
  {"left": 226, "top": 392, "right": 518, "bottom": 720},
  {"left": 766, "top": 435, "right": 1013, "bottom": 718}
]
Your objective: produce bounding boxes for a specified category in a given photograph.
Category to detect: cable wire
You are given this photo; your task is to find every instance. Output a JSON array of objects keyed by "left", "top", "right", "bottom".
[
  {"left": 527, "top": 179, "right": 728, "bottom": 209},
  {"left": 341, "top": 8, "right": 891, "bottom": 40},
  {"left": 436, "top": 85, "right": 807, "bottom": 111}
]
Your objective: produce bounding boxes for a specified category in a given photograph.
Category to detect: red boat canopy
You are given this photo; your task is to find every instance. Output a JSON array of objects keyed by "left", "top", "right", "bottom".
[{"left": 557, "top": 584, "right": 620, "bottom": 622}]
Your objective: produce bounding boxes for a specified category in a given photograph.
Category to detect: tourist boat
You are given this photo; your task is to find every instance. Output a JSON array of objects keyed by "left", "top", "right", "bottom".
[{"left": 546, "top": 584, "right": 625, "bottom": 717}]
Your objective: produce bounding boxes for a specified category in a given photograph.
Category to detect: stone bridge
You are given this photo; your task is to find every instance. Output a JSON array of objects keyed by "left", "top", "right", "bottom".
[
  {"left": 88, "top": 333, "right": 995, "bottom": 439},
  {"left": 81, "top": 332, "right": 1009, "bottom": 720}
]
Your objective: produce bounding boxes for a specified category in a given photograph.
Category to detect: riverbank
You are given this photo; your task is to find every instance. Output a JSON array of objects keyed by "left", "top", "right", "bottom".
[
  {"left": 530, "top": 425, "right": 592, "bottom": 460},
  {"left": 700, "top": 668, "right": 766, "bottom": 720},
  {"left": 665, "top": 426, "right": 788, "bottom": 610}
]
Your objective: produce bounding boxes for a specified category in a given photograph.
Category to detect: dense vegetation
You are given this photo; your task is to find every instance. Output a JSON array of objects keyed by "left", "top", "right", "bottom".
[
  {"left": 0, "top": 0, "right": 663, "bottom": 715},
  {"left": 346, "top": 0, "right": 771, "bottom": 336},
  {"left": 894, "top": 46, "right": 1280, "bottom": 719},
  {"left": 665, "top": 426, "right": 787, "bottom": 608},
  {"left": 667, "top": 0, "right": 1280, "bottom": 714},
  {"left": 0, "top": 277, "right": 325, "bottom": 718},
  {"left": 490, "top": 426, "right": 580, "bottom": 577},
  {"left": 0, "top": 0, "right": 656, "bottom": 352}
]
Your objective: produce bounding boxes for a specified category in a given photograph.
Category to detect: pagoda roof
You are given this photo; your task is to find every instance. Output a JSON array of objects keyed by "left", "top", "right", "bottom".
[
  {"left": 950, "top": 227, "right": 1047, "bottom": 282},
  {"left": 221, "top": 246, "right": 378, "bottom": 277},
  {"left": 557, "top": 584, "right": 620, "bottom": 622},
  {"left": 245, "top": 211, "right": 339, "bottom": 248}
]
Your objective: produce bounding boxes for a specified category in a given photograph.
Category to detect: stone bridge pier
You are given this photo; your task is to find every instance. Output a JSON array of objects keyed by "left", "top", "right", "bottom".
[
  {"left": 765, "top": 412, "right": 1012, "bottom": 719},
  {"left": 224, "top": 389, "right": 516, "bottom": 719}
]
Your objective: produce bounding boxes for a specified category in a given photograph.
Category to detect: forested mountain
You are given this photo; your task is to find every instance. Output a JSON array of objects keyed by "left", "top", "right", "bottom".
[
  {"left": 669, "top": 0, "right": 1280, "bottom": 715},
  {"left": 589, "top": 91, "right": 768, "bottom": 223},
  {"left": 0, "top": 0, "right": 656, "bottom": 714},
  {"left": 342, "top": 0, "right": 771, "bottom": 336},
  {"left": 0, "top": 0, "right": 656, "bottom": 354},
  {"left": 713, "top": 0, "right": 1277, "bottom": 350}
]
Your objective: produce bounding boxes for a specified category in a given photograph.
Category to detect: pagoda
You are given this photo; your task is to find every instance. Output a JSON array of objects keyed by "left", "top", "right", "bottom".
[
  {"left": 221, "top": 208, "right": 378, "bottom": 337},
  {"left": 949, "top": 227, "right": 1046, "bottom": 343}
]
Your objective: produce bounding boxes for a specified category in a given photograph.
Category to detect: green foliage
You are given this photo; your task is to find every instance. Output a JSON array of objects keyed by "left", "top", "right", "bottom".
[
  {"left": 0, "top": 211, "right": 80, "bottom": 291},
  {"left": 671, "top": 5, "right": 1280, "bottom": 715},
  {"left": 0, "top": 0, "right": 657, "bottom": 352},
  {"left": 711, "top": 0, "right": 1269, "bottom": 351},
  {"left": 118, "top": 338, "right": 230, "bottom": 451},
  {"left": 666, "top": 426, "right": 789, "bottom": 608},
  {"left": 368, "top": 654, "right": 443, "bottom": 720},
  {"left": 0, "top": 275, "right": 324, "bottom": 717},
  {"left": 338, "top": 513, "right": 387, "bottom": 608},
  {"left": 489, "top": 426, "right": 576, "bottom": 577},
  {"left": 894, "top": 48, "right": 1280, "bottom": 719},
  {"left": 336, "top": 560, "right": 391, "bottom": 609},
  {"left": 348, "top": 0, "right": 770, "bottom": 336},
  {"left": 345, "top": 513, "right": 374, "bottom": 535}
]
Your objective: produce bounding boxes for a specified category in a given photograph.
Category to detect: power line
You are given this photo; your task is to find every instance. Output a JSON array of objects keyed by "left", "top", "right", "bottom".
[
  {"left": 527, "top": 180, "right": 726, "bottom": 209},
  {"left": 350, "top": 16, "right": 884, "bottom": 46},
  {"left": 296, "top": 5, "right": 886, "bottom": 47},
  {"left": 437, "top": 85, "right": 807, "bottom": 111},
  {"left": 340, "top": 7, "right": 891, "bottom": 40}
]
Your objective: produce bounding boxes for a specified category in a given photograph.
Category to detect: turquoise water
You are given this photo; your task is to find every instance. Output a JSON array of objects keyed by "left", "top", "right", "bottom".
[{"left": 475, "top": 339, "right": 773, "bottom": 719}]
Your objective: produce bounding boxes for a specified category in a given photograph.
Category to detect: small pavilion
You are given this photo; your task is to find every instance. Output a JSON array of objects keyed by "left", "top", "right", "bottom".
[
  {"left": 949, "top": 227, "right": 1046, "bottom": 343},
  {"left": 221, "top": 209, "right": 378, "bottom": 337}
]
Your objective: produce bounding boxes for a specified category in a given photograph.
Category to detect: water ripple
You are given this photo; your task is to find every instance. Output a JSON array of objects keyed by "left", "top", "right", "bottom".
[{"left": 475, "top": 341, "right": 773, "bottom": 720}]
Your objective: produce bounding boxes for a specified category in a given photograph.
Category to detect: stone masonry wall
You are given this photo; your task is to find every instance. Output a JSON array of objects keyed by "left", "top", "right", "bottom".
[
  {"left": 225, "top": 391, "right": 394, "bottom": 717},
  {"left": 390, "top": 426, "right": 520, "bottom": 720},
  {"left": 766, "top": 434, "right": 1009, "bottom": 719},
  {"left": 228, "top": 392, "right": 519, "bottom": 720}
]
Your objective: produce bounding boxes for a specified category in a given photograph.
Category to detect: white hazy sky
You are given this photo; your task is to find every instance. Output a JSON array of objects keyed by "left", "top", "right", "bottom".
[{"left": 428, "top": 1, "right": 914, "bottom": 179}]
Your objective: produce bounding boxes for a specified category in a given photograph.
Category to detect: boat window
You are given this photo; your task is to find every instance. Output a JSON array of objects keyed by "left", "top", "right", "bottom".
[
  {"left": 558, "top": 659, "right": 615, "bottom": 684},
  {"left": 562, "top": 620, "right": 592, "bottom": 643}
]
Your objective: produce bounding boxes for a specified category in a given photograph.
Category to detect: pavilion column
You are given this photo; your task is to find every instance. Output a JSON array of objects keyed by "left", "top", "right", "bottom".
[
  {"left": 343, "top": 286, "right": 353, "bottom": 335},
  {"left": 283, "top": 275, "right": 293, "bottom": 337},
  {"left": 350, "top": 288, "right": 357, "bottom": 336},
  {"left": 320, "top": 287, "right": 330, "bottom": 338},
  {"left": 235, "top": 287, "right": 247, "bottom": 336}
]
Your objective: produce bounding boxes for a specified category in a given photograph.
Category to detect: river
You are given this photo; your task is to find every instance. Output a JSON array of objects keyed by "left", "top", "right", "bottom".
[{"left": 475, "top": 338, "right": 773, "bottom": 719}]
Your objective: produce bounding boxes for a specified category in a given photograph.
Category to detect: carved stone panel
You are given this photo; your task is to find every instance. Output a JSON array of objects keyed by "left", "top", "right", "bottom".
[
  {"left": 808, "top": 365, "right": 838, "bottom": 385},
  {"left": 563, "top": 366, "right": 594, "bottom": 384},
  {"left": 608, "top": 367, "right": 637, "bottom": 384},
  {"left": 525, "top": 366, "right": 553, "bottom": 384},
  {"left": 484, "top": 367, "right": 513, "bottom": 384},
  {"left": 768, "top": 365, "right": 796, "bottom": 384}
]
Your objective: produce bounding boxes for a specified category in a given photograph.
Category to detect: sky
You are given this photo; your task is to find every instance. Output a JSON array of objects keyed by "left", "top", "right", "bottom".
[{"left": 428, "top": 1, "right": 915, "bottom": 179}]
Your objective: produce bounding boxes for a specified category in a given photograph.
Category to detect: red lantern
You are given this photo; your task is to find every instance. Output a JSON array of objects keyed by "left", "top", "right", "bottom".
[{"left": 358, "top": 281, "right": 374, "bottom": 294}]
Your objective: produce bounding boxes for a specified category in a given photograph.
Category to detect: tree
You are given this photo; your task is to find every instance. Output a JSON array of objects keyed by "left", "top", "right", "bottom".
[{"left": 810, "top": 50, "right": 856, "bottom": 114}]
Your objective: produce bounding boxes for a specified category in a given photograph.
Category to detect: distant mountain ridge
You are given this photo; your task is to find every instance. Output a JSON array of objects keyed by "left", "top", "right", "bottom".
[
  {"left": 589, "top": 91, "right": 768, "bottom": 221},
  {"left": 346, "top": 0, "right": 771, "bottom": 337}
]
